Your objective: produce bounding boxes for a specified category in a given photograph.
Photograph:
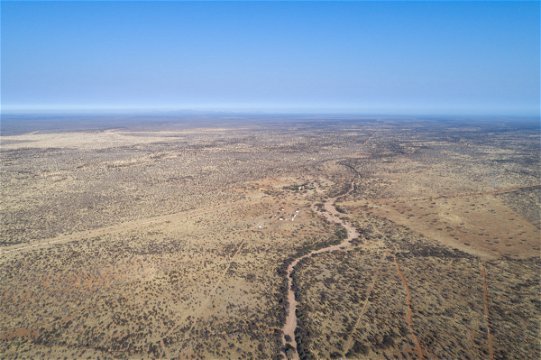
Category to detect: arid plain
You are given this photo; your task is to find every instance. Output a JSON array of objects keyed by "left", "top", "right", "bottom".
[{"left": 1, "top": 116, "right": 539, "bottom": 359}]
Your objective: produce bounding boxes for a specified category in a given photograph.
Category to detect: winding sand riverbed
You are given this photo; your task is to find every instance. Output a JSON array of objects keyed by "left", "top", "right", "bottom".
[{"left": 281, "top": 182, "right": 359, "bottom": 359}]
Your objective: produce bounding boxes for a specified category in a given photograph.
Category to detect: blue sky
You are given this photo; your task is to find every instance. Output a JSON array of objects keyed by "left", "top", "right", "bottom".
[{"left": 1, "top": 1, "right": 539, "bottom": 115}]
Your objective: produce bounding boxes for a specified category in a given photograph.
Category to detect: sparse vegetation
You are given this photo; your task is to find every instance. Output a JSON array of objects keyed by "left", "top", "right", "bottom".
[{"left": 1, "top": 118, "right": 539, "bottom": 359}]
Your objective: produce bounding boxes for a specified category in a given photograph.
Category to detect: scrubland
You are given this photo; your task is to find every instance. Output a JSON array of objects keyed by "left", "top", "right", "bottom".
[{"left": 1, "top": 117, "right": 539, "bottom": 359}]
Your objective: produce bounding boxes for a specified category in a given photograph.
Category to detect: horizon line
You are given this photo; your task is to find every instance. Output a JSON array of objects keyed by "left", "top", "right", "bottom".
[{"left": 2, "top": 105, "right": 539, "bottom": 118}]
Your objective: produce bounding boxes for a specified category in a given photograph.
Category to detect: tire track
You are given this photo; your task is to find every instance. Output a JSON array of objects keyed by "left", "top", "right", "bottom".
[
  {"left": 371, "top": 184, "right": 541, "bottom": 204},
  {"left": 480, "top": 263, "right": 495, "bottom": 360},
  {"left": 342, "top": 263, "right": 381, "bottom": 357},
  {"left": 393, "top": 255, "right": 425, "bottom": 360},
  {"left": 161, "top": 237, "right": 247, "bottom": 357},
  {"left": 1, "top": 199, "right": 252, "bottom": 255}
]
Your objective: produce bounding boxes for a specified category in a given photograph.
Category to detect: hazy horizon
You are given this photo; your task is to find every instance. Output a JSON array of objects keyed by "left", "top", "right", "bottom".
[
  {"left": 2, "top": 107, "right": 540, "bottom": 119},
  {"left": 2, "top": 1, "right": 540, "bottom": 117}
]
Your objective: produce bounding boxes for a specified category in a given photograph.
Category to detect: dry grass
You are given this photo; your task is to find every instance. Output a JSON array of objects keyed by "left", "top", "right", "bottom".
[{"left": 1, "top": 118, "right": 539, "bottom": 359}]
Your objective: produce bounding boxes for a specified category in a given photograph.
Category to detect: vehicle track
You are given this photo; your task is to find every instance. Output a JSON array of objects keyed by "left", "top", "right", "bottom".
[
  {"left": 371, "top": 184, "right": 541, "bottom": 204},
  {"left": 341, "top": 258, "right": 382, "bottom": 357},
  {"left": 480, "top": 263, "right": 495, "bottom": 360},
  {"left": 393, "top": 255, "right": 425, "bottom": 360},
  {"left": 163, "top": 237, "right": 247, "bottom": 357},
  {"left": 0, "top": 199, "right": 254, "bottom": 255}
]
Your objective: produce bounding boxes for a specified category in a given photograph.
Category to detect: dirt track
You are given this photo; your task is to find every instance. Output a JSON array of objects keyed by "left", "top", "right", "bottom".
[
  {"left": 480, "top": 263, "right": 495, "bottom": 360},
  {"left": 393, "top": 255, "right": 425, "bottom": 360},
  {"left": 342, "top": 260, "right": 381, "bottom": 357}
]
